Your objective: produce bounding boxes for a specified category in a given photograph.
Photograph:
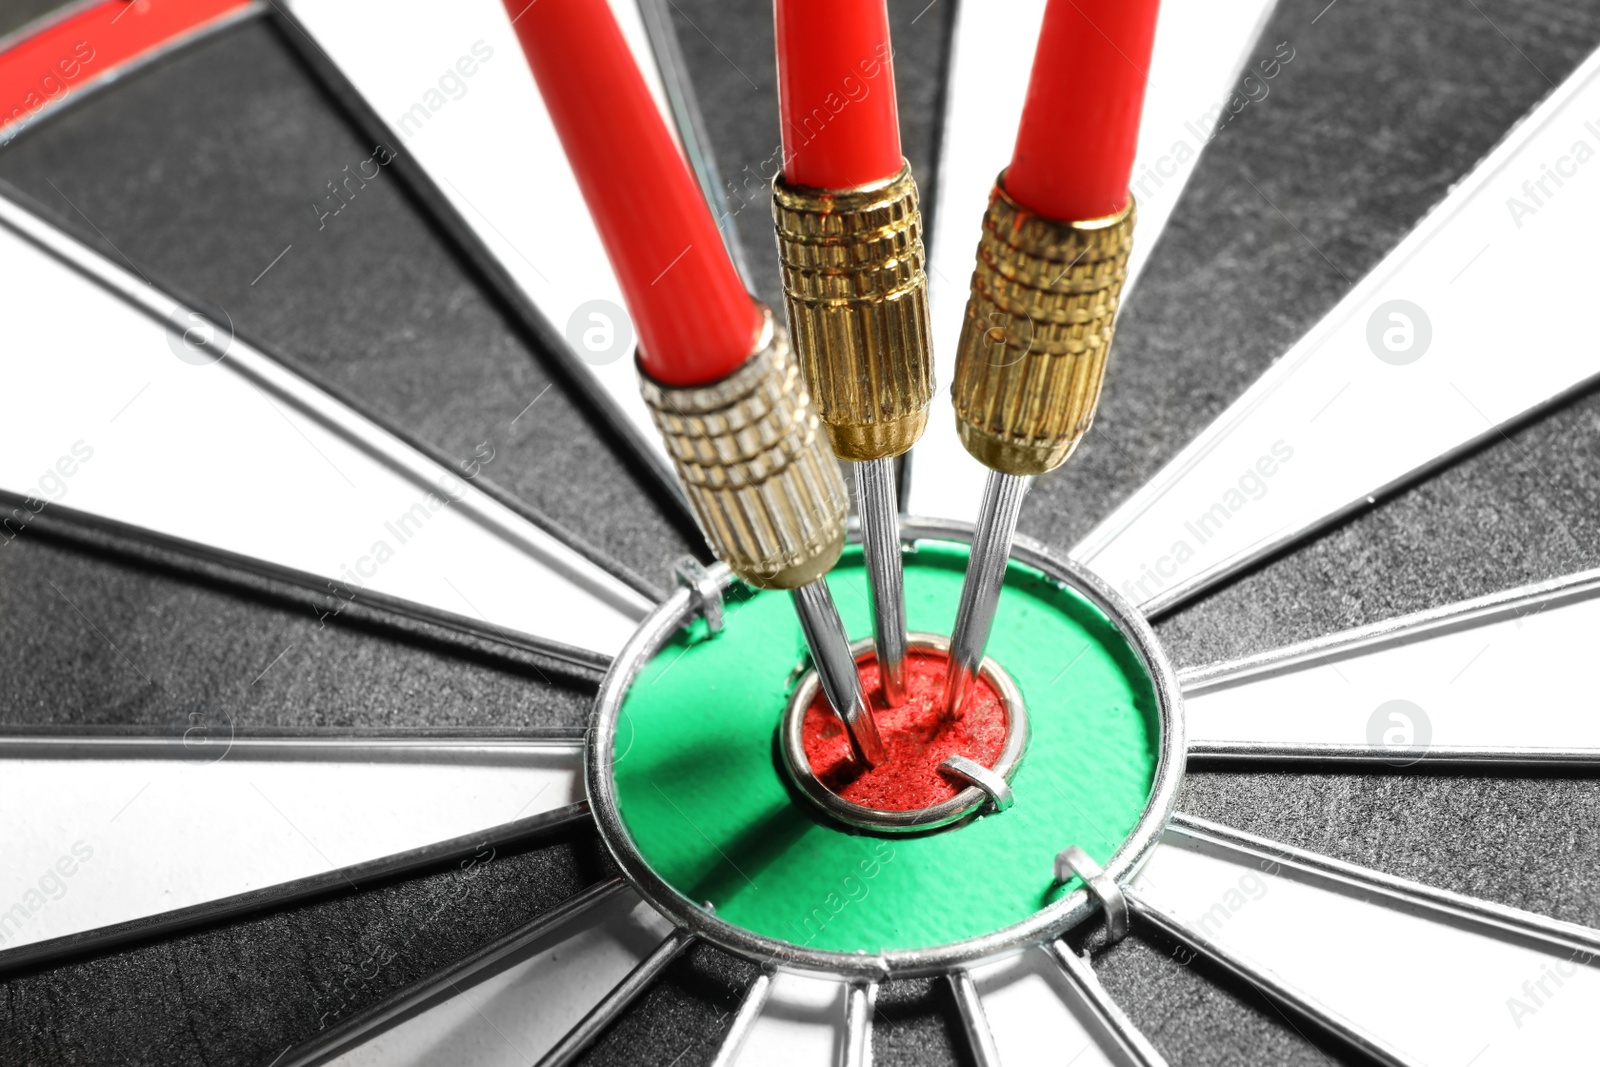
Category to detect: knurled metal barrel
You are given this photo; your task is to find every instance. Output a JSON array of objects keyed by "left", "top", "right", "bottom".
[
  {"left": 637, "top": 308, "right": 848, "bottom": 590},
  {"left": 951, "top": 176, "right": 1135, "bottom": 476},
  {"left": 772, "top": 162, "right": 934, "bottom": 462}
]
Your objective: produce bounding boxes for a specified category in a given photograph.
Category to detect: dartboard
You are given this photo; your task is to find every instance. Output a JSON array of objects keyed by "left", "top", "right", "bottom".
[{"left": 4, "top": 1, "right": 1599, "bottom": 1065}]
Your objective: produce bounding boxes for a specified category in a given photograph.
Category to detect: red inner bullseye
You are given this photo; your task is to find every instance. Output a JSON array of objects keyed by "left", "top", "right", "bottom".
[{"left": 800, "top": 649, "right": 1008, "bottom": 811}]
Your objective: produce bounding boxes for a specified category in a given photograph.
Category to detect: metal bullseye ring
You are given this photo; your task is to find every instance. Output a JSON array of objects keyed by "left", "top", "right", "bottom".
[{"left": 779, "top": 632, "right": 1030, "bottom": 833}]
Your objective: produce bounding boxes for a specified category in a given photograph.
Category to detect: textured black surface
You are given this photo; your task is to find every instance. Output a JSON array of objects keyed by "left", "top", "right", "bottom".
[
  {"left": 0, "top": 0, "right": 64, "bottom": 41},
  {"left": 575, "top": 941, "right": 753, "bottom": 1067},
  {"left": 0, "top": 830, "right": 614, "bottom": 1066},
  {"left": 0, "top": 15, "right": 695, "bottom": 588},
  {"left": 0, "top": 527, "right": 591, "bottom": 732},
  {"left": 870, "top": 978, "right": 966, "bottom": 1067},
  {"left": 1092, "top": 931, "right": 1336, "bottom": 1067},
  {"left": 1179, "top": 769, "right": 1600, "bottom": 932},
  {"left": 4, "top": 0, "right": 1600, "bottom": 1064}
]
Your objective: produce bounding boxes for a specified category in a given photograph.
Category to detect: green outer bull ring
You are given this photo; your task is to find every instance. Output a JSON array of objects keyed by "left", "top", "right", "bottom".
[{"left": 585, "top": 516, "right": 1186, "bottom": 980}]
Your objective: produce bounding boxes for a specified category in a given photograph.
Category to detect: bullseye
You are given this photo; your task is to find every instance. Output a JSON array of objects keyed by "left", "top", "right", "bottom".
[
  {"left": 782, "top": 632, "right": 1029, "bottom": 831},
  {"left": 801, "top": 648, "right": 1007, "bottom": 812}
]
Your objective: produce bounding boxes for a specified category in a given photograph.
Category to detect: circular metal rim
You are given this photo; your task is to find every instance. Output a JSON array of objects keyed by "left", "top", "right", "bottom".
[
  {"left": 586, "top": 516, "right": 1186, "bottom": 980},
  {"left": 778, "top": 631, "right": 1030, "bottom": 833}
]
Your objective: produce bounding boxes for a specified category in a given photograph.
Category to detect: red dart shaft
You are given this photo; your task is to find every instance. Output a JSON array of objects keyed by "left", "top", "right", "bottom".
[
  {"left": 503, "top": 0, "right": 760, "bottom": 387},
  {"left": 504, "top": 0, "right": 880, "bottom": 762},
  {"left": 772, "top": 0, "right": 930, "bottom": 710},
  {"left": 774, "top": 0, "right": 902, "bottom": 189},
  {"left": 942, "top": 0, "right": 1160, "bottom": 718},
  {"left": 1006, "top": 0, "right": 1161, "bottom": 221}
]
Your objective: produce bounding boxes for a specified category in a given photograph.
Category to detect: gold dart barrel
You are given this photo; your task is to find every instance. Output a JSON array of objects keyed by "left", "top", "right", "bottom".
[
  {"left": 637, "top": 307, "right": 848, "bottom": 590},
  {"left": 772, "top": 162, "right": 934, "bottom": 462},
  {"left": 951, "top": 176, "right": 1135, "bottom": 476}
]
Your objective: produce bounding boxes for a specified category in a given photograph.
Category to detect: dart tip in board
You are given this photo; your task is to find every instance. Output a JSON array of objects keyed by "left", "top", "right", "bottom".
[
  {"left": 800, "top": 644, "right": 1011, "bottom": 813},
  {"left": 780, "top": 631, "right": 1031, "bottom": 835}
]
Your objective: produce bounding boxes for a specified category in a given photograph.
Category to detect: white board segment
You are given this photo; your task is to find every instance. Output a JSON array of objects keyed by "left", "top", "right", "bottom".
[
  {"left": 909, "top": 0, "right": 1280, "bottom": 522},
  {"left": 726, "top": 969, "right": 843, "bottom": 1066},
  {"left": 286, "top": 0, "right": 679, "bottom": 488},
  {"left": 1075, "top": 45, "right": 1600, "bottom": 614},
  {"left": 0, "top": 197, "right": 650, "bottom": 660},
  {"left": 330, "top": 892, "right": 672, "bottom": 1066},
  {"left": 0, "top": 746, "right": 582, "bottom": 951},
  {"left": 1185, "top": 570, "right": 1600, "bottom": 756},
  {"left": 1134, "top": 838, "right": 1600, "bottom": 1065},
  {"left": 971, "top": 949, "right": 1129, "bottom": 1067}
]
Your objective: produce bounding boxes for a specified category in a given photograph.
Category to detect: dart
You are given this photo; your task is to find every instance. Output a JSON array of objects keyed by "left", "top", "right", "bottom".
[
  {"left": 941, "top": 0, "right": 1161, "bottom": 718},
  {"left": 503, "top": 0, "right": 885, "bottom": 766},
  {"left": 769, "top": 0, "right": 933, "bottom": 708}
]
